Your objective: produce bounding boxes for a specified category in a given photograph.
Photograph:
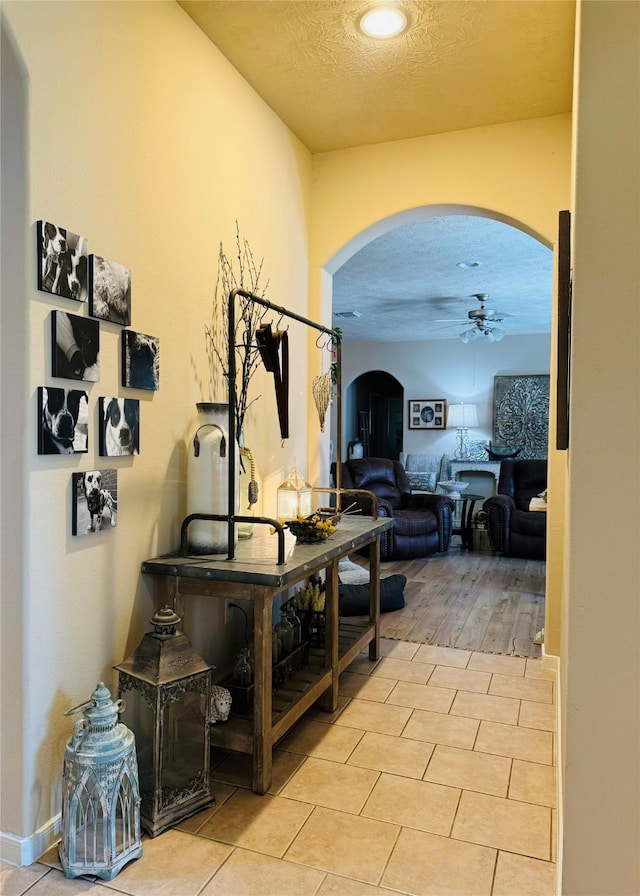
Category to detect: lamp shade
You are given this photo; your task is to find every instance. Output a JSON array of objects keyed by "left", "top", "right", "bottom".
[{"left": 447, "top": 403, "right": 478, "bottom": 429}]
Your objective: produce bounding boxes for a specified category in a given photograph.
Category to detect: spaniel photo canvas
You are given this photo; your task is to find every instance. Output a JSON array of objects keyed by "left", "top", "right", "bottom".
[
  {"left": 99, "top": 397, "right": 140, "bottom": 456},
  {"left": 89, "top": 255, "right": 132, "bottom": 325},
  {"left": 37, "top": 220, "right": 88, "bottom": 302},
  {"left": 72, "top": 469, "right": 118, "bottom": 536},
  {"left": 37, "top": 386, "right": 89, "bottom": 454}
]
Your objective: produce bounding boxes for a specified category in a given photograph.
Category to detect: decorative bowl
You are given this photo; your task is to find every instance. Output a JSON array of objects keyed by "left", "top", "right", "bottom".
[
  {"left": 485, "top": 443, "right": 524, "bottom": 460},
  {"left": 286, "top": 513, "right": 338, "bottom": 544},
  {"left": 437, "top": 480, "right": 470, "bottom": 498}
]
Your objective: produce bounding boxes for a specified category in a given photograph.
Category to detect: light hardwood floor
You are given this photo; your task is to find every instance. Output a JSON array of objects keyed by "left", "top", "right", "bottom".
[{"left": 375, "top": 541, "right": 545, "bottom": 658}]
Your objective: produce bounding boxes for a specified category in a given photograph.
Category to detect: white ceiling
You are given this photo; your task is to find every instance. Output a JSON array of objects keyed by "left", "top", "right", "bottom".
[
  {"left": 332, "top": 214, "right": 553, "bottom": 342},
  {"left": 180, "top": 0, "right": 573, "bottom": 342}
]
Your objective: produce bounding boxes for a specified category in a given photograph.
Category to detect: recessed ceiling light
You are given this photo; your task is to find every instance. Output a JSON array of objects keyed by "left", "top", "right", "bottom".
[
  {"left": 358, "top": 6, "right": 408, "bottom": 39},
  {"left": 457, "top": 261, "right": 480, "bottom": 269}
]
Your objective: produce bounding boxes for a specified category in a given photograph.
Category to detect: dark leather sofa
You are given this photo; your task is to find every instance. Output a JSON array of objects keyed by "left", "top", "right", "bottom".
[
  {"left": 483, "top": 458, "right": 547, "bottom": 560},
  {"left": 331, "top": 457, "right": 454, "bottom": 561}
]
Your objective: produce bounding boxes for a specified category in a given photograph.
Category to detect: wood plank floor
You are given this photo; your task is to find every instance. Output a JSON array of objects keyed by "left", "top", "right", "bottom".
[{"left": 373, "top": 542, "right": 546, "bottom": 658}]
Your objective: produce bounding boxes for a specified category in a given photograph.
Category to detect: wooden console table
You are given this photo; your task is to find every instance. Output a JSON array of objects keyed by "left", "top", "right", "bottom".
[{"left": 141, "top": 516, "right": 393, "bottom": 794}]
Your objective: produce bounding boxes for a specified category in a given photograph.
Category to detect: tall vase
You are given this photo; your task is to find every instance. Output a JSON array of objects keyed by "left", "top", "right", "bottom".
[{"left": 186, "top": 403, "right": 239, "bottom": 554}]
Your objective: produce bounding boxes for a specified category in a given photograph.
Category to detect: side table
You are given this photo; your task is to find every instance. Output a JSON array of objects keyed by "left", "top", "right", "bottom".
[{"left": 451, "top": 493, "right": 484, "bottom": 550}]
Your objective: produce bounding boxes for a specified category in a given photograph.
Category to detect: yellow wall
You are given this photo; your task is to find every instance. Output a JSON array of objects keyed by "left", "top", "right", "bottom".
[
  {"left": 1, "top": 0, "right": 312, "bottom": 854},
  {"left": 561, "top": 2, "right": 640, "bottom": 891}
]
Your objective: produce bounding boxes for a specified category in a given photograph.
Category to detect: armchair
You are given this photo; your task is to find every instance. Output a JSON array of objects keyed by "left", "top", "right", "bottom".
[
  {"left": 483, "top": 459, "right": 548, "bottom": 560},
  {"left": 331, "top": 457, "right": 454, "bottom": 561}
]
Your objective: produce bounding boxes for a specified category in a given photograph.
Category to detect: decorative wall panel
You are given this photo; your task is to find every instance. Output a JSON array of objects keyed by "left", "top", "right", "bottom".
[{"left": 493, "top": 375, "right": 549, "bottom": 459}]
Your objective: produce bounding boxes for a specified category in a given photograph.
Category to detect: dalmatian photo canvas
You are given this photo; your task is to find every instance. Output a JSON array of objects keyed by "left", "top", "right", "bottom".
[
  {"left": 72, "top": 469, "right": 118, "bottom": 536},
  {"left": 37, "top": 386, "right": 88, "bottom": 454},
  {"left": 99, "top": 397, "right": 140, "bottom": 456},
  {"left": 89, "top": 255, "right": 132, "bottom": 326},
  {"left": 37, "top": 220, "right": 88, "bottom": 303},
  {"left": 51, "top": 311, "right": 100, "bottom": 382},
  {"left": 122, "top": 330, "right": 159, "bottom": 391}
]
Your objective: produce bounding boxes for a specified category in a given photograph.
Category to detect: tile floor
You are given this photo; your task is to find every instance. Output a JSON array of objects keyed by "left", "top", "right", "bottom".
[{"left": 2, "top": 640, "right": 558, "bottom": 896}]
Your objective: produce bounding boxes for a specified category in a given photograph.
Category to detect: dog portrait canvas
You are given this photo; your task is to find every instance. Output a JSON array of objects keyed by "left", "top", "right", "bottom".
[
  {"left": 89, "top": 255, "right": 131, "bottom": 325},
  {"left": 72, "top": 469, "right": 118, "bottom": 536},
  {"left": 37, "top": 221, "right": 88, "bottom": 302},
  {"left": 52, "top": 311, "right": 100, "bottom": 382},
  {"left": 122, "top": 330, "right": 159, "bottom": 391},
  {"left": 38, "top": 386, "right": 88, "bottom": 454},
  {"left": 99, "top": 397, "right": 140, "bottom": 456}
]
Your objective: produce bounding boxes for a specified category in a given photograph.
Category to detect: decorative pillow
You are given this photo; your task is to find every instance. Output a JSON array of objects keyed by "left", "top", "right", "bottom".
[
  {"left": 402, "top": 453, "right": 440, "bottom": 473},
  {"left": 339, "top": 575, "right": 407, "bottom": 616},
  {"left": 406, "top": 471, "right": 437, "bottom": 492}
]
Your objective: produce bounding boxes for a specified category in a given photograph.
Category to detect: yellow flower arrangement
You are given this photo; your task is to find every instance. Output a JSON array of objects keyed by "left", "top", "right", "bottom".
[{"left": 286, "top": 513, "right": 338, "bottom": 544}]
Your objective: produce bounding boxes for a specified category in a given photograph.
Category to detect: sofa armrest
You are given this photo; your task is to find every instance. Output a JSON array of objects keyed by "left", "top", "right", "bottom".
[{"left": 483, "top": 494, "right": 515, "bottom": 552}]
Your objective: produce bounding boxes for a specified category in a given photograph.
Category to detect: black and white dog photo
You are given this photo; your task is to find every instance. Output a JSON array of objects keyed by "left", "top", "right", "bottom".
[
  {"left": 52, "top": 311, "right": 100, "bottom": 382},
  {"left": 99, "top": 397, "right": 139, "bottom": 456},
  {"left": 38, "top": 386, "right": 88, "bottom": 454},
  {"left": 38, "top": 221, "right": 88, "bottom": 302},
  {"left": 122, "top": 330, "right": 159, "bottom": 391},
  {"left": 89, "top": 255, "right": 131, "bottom": 325},
  {"left": 72, "top": 469, "right": 118, "bottom": 535}
]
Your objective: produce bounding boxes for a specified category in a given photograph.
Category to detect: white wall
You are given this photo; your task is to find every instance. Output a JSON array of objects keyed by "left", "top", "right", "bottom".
[
  {"left": 561, "top": 2, "right": 640, "bottom": 892},
  {"left": 1, "top": 0, "right": 312, "bottom": 860},
  {"left": 341, "top": 333, "right": 551, "bottom": 460}
]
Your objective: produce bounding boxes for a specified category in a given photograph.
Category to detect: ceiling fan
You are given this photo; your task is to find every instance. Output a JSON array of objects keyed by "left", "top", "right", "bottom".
[{"left": 435, "top": 293, "right": 510, "bottom": 343}]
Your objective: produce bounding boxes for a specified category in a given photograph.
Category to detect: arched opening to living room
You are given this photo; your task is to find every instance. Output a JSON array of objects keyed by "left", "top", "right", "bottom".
[{"left": 324, "top": 205, "right": 553, "bottom": 657}]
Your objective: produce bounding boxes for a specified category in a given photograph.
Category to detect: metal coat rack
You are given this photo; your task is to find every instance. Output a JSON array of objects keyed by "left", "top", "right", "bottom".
[{"left": 180, "top": 288, "right": 344, "bottom": 564}]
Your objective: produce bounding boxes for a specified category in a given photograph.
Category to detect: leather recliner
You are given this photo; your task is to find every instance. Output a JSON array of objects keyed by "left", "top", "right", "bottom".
[
  {"left": 483, "top": 458, "right": 547, "bottom": 560},
  {"left": 331, "top": 457, "right": 454, "bottom": 561}
]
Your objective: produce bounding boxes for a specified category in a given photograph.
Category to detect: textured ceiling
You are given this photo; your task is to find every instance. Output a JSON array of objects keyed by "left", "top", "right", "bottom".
[
  {"left": 179, "top": 0, "right": 575, "bottom": 154},
  {"left": 180, "top": 1, "right": 572, "bottom": 342},
  {"left": 332, "top": 214, "right": 553, "bottom": 342}
]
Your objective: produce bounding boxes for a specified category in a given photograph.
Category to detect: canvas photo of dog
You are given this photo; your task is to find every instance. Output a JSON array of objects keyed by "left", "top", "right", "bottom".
[
  {"left": 99, "top": 397, "right": 139, "bottom": 456},
  {"left": 89, "top": 255, "right": 131, "bottom": 326},
  {"left": 72, "top": 469, "right": 118, "bottom": 536},
  {"left": 122, "top": 330, "right": 159, "bottom": 391},
  {"left": 52, "top": 311, "right": 100, "bottom": 382},
  {"left": 37, "top": 221, "right": 88, "bottom": 302},
  {"left": 38, "top": 386, "right": 88, "bottom": 454}
]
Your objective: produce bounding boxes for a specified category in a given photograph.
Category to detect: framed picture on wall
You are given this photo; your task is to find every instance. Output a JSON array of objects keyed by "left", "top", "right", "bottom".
[
  {"left": 51, "top": 311, "right": 100, "bottom": 382},
  {"left": 38, "top": 386, "right": 88, "bottom": 454},
  {"left": 408, "top": 399, "right": 446, "bottom": 430},
  {"left": 99, "top": 397, "right": 140, "bottom": 456},
  {"left": 72, "top": 469, "right": 117, "bottom": 536},
  {"left": 122, "top": 330, "right": 159, "bottom": 391},
  {"left": 37, "top": 220, "right": 88, "bottom": 302},
  {"left": 89, "top": 255, "right": 131, "bottom": 325}
]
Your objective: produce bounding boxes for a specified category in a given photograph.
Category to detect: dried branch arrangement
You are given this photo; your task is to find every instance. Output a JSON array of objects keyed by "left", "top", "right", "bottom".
[{"left": 205, "top": 223, "right": 269, "bottom": 437}]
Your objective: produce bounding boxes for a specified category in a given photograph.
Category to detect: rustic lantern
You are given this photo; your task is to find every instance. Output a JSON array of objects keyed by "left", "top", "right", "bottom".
[
  {"left": 277, "top": 461, "right": 313, "bottom": 520},
  {"left": 114, "top": 606, "right": 214, "bottom": 837},
  {"left": 60, "top": 682, "right": 142, "bottom": 880}
]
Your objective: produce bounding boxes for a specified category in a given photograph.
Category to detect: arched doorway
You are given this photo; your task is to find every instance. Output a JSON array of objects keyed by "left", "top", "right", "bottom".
[{"left": 347, "top": 370, "right": 403, "bottom": 459}]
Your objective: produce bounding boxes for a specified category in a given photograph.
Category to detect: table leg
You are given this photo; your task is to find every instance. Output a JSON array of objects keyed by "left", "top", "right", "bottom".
[
  {"left": 320, "top": 560, "right": 340, "bottom": 713},
  {"left": 368, "top": 537, "right": 381, "bottom": 661},
  {"left": 251, "top": 592, "right": 273, "bottom": 794}
]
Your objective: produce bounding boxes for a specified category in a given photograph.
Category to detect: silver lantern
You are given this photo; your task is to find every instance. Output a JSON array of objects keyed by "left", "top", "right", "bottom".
[
  {"left": 60, "top": 682, "right": 142, "bottom": 880},
  {"left": 114, "top": 606, "right": 214, "bottom": 837}
]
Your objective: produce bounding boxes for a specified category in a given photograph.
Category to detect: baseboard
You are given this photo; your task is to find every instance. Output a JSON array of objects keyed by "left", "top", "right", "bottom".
[
  {"left": 0, "top": 814, "right": 60, "bottom": 867},
  {"left": 542, "top": 646, "right": 562, "bottom": 895}
]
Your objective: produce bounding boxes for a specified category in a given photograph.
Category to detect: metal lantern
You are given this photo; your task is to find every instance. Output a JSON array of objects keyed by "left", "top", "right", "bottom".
[
  {"left": 114, "top": 606, "right": 214, "bottom": 837},
  {"left": 277, "top": 461, "right": 313, "bottom": 520},
  {"left": 60, "top": 682, "right": 142, "bottom": 880}
]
